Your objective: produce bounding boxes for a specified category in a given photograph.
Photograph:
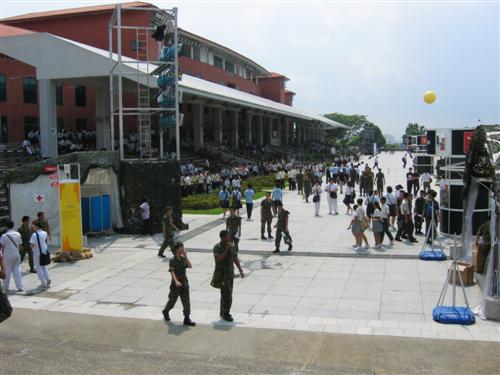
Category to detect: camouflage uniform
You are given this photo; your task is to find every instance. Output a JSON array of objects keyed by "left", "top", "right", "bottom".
[
  {"left": 163, "top": 256, "right": 190, "bottom": 317},
  {"left": 226, "top": 215, "right": 241, "bottom": 250},
  {"left": 34, "top": 219, "right": 50, "bottom": 237},
  {"left": 275, "top": 209, "right": 292, "bottom": 251},
  {"left": 158, "top": 215, "right": 176, "bottom": 256},
  {"left": 18, "top": 223, "right": 34, "bottom": 270},
  {"left": 260, "top": 199, "right": 273, "bottom": 237},
  {"left": 213, "top": 242, "right": 238, "bottom": 317}
]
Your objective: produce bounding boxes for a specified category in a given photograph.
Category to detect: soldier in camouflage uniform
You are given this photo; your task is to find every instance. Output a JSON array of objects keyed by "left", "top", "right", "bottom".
[
  {"left": 273, "top": 202, "right": 292, "bottom": 253},
  {"left": 18, "top": 215, "right": 35, "bottom": 273},
  {"left": 162, "top": 242, "right": 195, "bottom": 326},
  {"left": 226, "top": 208, "right": 241, "bottom": 250},
  {"left": 34, "top": 211, "right": 51, "bottom": 241},
  {"left": 158, "top": 206, "right": 180, "bottom": 258},
  {"left": 212, "top": 230, "right": 244, "bottom": 322},
  {"left": 260, "top": 192, "right": 274, "bottom": 240}
]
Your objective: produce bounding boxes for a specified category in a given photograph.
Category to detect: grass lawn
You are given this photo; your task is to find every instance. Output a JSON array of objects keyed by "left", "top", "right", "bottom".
[{"left": 183, "top": 190, "right": 269, "bottom": 215}]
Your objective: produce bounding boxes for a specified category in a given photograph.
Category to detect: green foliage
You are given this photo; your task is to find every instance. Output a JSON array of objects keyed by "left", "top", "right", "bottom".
[
  {"left": 324, "top": 113, "right": 386, "bottom": 148},
  {"left": 181, "top": 174, "right": 276, "bottom": 211},
  {"left": 402, "top": 123, "right": 426, "bottom": 142}
]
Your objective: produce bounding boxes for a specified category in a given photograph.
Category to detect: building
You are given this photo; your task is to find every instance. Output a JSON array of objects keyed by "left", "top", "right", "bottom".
[{"left": 0, "top": 2, "right": 345, "bottom": 157}]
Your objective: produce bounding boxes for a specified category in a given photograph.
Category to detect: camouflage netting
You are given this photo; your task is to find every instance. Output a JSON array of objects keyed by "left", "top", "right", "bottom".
[
  {"left": 120, "top": 160, "right": 186, "bottom": 234},
  {"left": 463, "top": 125, "right": 500, "bottom": 200},
  {"left": 5, "top": 151, "right": 120, "bottom": 184}
]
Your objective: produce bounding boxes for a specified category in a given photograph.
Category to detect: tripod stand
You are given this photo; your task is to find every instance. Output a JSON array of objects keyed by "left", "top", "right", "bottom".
[
  {"left": 433, "top": 236, "right": 475, "bottom": 324},
  {"left": 419, "top": 199, "right": 447, "bottom": 260}
]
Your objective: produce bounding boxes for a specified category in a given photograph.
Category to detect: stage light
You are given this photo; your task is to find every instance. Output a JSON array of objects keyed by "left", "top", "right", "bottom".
[{"left": 151, "top": 25, "right": 166, "bottom": 41}]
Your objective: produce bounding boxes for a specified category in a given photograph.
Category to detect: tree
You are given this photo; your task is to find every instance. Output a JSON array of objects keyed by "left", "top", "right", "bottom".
[
  {"left": 402, "top": 123, "right": 426, "bottom": 142},
  {"left": 323, "top": 113, "right": 386, "bottom": 148}
]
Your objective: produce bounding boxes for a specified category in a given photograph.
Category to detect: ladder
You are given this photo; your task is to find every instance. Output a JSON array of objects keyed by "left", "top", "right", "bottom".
[{"left": 136, "top": 28, "right": 152, "bottom": 159}]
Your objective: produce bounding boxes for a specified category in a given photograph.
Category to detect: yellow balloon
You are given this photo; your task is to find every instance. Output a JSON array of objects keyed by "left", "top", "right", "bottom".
[{"left": 423, "top": 90, "right": 436, "bottom": 104}]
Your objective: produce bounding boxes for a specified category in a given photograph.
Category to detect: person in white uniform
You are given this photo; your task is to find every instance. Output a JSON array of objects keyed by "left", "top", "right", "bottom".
[
  {"left": 325, "top": 177, "right": 339, "bottom": 215},
  {"left": 30, "top": 221, "right": 51, "bottom": 289},
  {"left": 311, "top": 180, "right": 322, "bottom": 217},
  {"left": 0, "top": 220, "right": 24, "bottom": 293}
]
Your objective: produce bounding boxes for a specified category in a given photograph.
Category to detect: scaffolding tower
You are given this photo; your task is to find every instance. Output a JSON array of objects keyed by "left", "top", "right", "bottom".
[{"left": 108, "top": 4, "right": 180, "bottom": 161}]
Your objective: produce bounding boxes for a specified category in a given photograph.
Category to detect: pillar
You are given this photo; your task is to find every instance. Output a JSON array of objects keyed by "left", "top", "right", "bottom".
[
  {"left": 213, "top": 108, "right": 223, "bottom": 144},
  {"left": 283, "top": 118, "right": 289, "bottom": 145},
  {"left": 320, "top": 128, "right": 326, "bottom": 143},
  {"left": 95, "top": 85, "right": 111, "bottom": 150},
  {"left": 257, "top": 115, "right": 264, "bottom": 146},
  {"left": 230, "top": 110, "right": 239, "bottom": 149},
  {"left": 244, "top": 111, "right": 252, "bottom": 145},
  {"left": 192, "top": 103, "right": 204, "bottom": 151},
  {"left": 39, "top": 79, "right": 58, "bottom": 158}
]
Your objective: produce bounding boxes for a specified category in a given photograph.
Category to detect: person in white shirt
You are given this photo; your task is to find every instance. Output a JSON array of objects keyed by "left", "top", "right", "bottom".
[
  {"left": 371, "top": 202, "right": 383, "bottom": 249},
  {"left": 30, "top": 221, "right": 51, "bottom": 289},
  {"left": 325, "top": 177, "right": 339, "bottom": 215},
  {"left": 379, "top": 196, "right": 394, "bottom": 245},
  {"left": 0, "top": 220, "right": 24, "bottom": 292},
  {"left": 312, "top": 180, "right": 322, "bottom": 217},
  {"left": 140, "top": 197, "right": 153, "bottom": 236},
  {"left": 421, "top": 172, "right": 432, "bottom": 193}
]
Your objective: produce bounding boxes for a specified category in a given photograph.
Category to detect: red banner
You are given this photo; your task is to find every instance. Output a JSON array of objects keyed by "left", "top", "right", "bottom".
[
  {"left": 44, "top": 165, "right": 57, "bottom": 173},
  {"left": 463, "top": 131, "right": 473, "bottom": 154}
]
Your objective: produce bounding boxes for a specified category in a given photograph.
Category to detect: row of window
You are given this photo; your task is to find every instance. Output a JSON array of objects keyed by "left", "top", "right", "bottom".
[
  {"left": 0, "top": 75, "right": 87, "bottom": 106},
  {"left": 0, "top": 116, "right": 89, "bottom": 143},
  {"left": 181, "top": 43, "right": 252, "bottom": 78}
]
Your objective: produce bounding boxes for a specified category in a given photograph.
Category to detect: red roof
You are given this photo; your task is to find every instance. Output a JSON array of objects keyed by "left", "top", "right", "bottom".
[
  {"left": 1, "top": 1, "right": 152, "bottom": 22},
  {"left": 284, "top": 89, "right": 296, "bottom": 95},
  {"left": 0, "top": 24, "right": 35, "bottom": 37}
]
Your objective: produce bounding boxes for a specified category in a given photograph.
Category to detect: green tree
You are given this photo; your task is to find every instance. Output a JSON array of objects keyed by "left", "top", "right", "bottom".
[
  {"left": 402, "top": 123, "right": 426, "bottom": 142},
  {"left": 324, "top": 113, "right": 386, "bottom": 148}
]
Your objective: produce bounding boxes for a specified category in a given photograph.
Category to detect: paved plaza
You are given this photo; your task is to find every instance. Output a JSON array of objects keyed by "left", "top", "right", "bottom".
[{"left": 6, "top": 152, "right": 500, "bottom": 343}]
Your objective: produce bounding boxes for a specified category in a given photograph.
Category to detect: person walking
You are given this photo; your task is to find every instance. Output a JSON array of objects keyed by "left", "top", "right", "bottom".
[
  {"left": 379, "top": 197, "right": 394, "bottom": 245},
  {"left": 231, "top": 187, "right": 242, "bottom": 216},
  {"left": 0, "top": 220, "right": 24, "bottom": 293},
  {"left": 365, "top": 190, "right": 377, "bottom": 224},
  {"left": 158, "top": 206, "right": 180, "bottom": 258},
  {"left": 395, "top": 192, "right": 417, "bottom": 243},
  {"left": 219, "top": 186, "right": 230, "bottom": 218},
  {"left": 371, "top": 202, "right": 384, "bottom": 249},
  {"left": 271, "top": 184, "right": 283, "bottom": 217},
  {"left": 18, "top": 216, "right": 36, "bottom": 273},
  {"left": 34, "top": 211, "right": 51, "bottom": 242},
  {"left": 351, "top": 198, "right": 369, "bottom": 250},
  {"left": 424, "top": 190, "right": 440, "bottom": 244},
  {"left": 212, "top": 230, "right": 244, "bottom": 322},
  {"left": 297, "top": 170, "right": 304, "bottom": 195},
  {"left": 273, "top": 202, "right": 292, "bottom": 253},
  {"left": 139, "top": 197, "right": 153, "bottom": 236},
  {"left": 244, "top": 184, "right": 255, "bottom": 220},
  {"left": 385, "top": 186, "right": 397, "bottom": 230},
  {"left": 421, "top": 171, "right": 432, "bottom": 193},
  {"left": 343, "top": 181, "right": 354, "bottom": 215},
  {"left": 162, "top": 242, "right": 196, "bottom": 326},
  {"left": 375, "top": 170, "right": 385, "bottom": 196},
  {"left": 414, "top": 190, "right": 426, "bottom": 235},
  {"left": 260, "top": 192, "right": 274, "bottom": 240},
  {"left": 30, "top": 221, "right": 51, "bottom": 289},
  {"left": 303, "top": 173, "right": 312, "bottom": 203},
  {"left": 406, "top": 168, "right": 414, "bottom": 196},
  {"left": 226, "top": 208, "right": 242, "bottom": 251},
  {"left": 312, "top": 180, "right": 322, "bottom": 217},
  {"left": 412, "top": 170, "right": 420, "bottom": 196},
  {"left": 325, "top": 177, "right": 338, "bottom": 215}
]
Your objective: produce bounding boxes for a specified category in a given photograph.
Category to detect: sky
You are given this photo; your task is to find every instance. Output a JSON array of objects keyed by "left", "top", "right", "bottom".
[{"left": 1, "top": 0, "right": 499, "bottom": 140}]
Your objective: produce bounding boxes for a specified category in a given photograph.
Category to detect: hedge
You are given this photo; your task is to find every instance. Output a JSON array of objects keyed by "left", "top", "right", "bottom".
[{"left": 182, "top": 174, "right": 277, "bottom": 210}]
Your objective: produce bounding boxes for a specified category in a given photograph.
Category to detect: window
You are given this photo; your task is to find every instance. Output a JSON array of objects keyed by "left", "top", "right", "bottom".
[
  {"left": 182, "top": 44, "right": 191, "bottom": 58},
  {"left": 131, "top": 40, "right": 141, "bottom": 52},
  {"left": 76, "top": 118, "right": 87, "bottom": 131},
  {"left": 0, "top": 74, "right": 6, "bottom": 101},
  {"left": 56, "top": 81, "right": 63, "bottom": 106},
  {"left": 23, "top": 77, "right": 37, "bottom": 103},
  {"left": 0, "top": 116, "right": 8, "bottom": 143},
  {"left": 24, "top": 117, "right": 39, "bottom": 138},
  {"left": 75, "top": 86, "right": 86, "bottom": 107},
  {"left": 224, "top": 60, "right": 235, "bottom": 74},
  {"left": 192, "top": 46, "right": 200, "bottom": 61},
  {"left": 57, "top": 118, "right": 64, "bottom": 132},
  {"left": 213, "top": 55, "right": 223, "bottom": 69}
]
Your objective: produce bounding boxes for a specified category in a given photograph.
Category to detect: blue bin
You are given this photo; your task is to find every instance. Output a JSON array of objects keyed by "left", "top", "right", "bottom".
[
  {"left": 81, "top": 194, "right": 112, "bottom": 234},
  {"left": 81, "top": 197, "right": 90, "bottom": 233}
]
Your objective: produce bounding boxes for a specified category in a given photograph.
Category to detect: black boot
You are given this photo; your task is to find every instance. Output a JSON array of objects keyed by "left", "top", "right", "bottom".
[
  {"left": 261, "top": 235, "right": 266, "bottom": 240},
  {"left": 183, "top": 316, "right": 196, "bottom": 326},
  {"left": 272, "top": 248, "right": 280, "bottom": 254},
  {"left": 288, "top": 244, "right": 293, "bottom": 251},
  {"left": 268, "top": 234, "right": 274, "bottom": 239},
  {"left": 221, "top": 314, "right": 233, "bottom": 322},
  {"left": 162, "top": 309, "right": 170, "bottom": 321}
]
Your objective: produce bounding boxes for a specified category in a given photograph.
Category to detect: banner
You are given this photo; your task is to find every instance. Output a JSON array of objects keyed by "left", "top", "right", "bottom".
[
  {"left": 59, "top": 181, "right": 83, "bottom": 251},
  {"left": 463, "top": 131, "right": 473, "bottom": 154}
]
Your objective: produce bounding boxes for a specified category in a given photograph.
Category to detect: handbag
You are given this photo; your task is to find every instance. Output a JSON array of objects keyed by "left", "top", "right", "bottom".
[
  {"left": 0, "top": 288, "right": 13, "bottom": 323},
  {"left": 210, "top": 268, "right": 223, "bottom": 289},
  {"left": 313, "top": 194, "right": 319, "bottom": 203},
  {"left": 330, "top": 191, "right": 337, "bottom": 199},
  {"left": 36, "top": 232, "right": 51, "bottom": 266}
]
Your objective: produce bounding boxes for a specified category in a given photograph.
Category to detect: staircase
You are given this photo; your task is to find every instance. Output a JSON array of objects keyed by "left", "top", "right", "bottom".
[
  {"left": 0, "top": 144, "right": 38, "bottom": 223},
  {"left": 136, "top": 28, "right": 152, "bottom": 159}
]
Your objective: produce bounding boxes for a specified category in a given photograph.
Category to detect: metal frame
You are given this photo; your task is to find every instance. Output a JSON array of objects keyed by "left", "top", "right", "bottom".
[{"left": 108, "top": 4, "right": 180, "bottom": 161}]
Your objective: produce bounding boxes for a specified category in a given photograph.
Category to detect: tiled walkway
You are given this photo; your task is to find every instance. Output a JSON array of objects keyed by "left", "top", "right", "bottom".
[{"left": 8, "top": 152, "right": 500, "bottom": 342}]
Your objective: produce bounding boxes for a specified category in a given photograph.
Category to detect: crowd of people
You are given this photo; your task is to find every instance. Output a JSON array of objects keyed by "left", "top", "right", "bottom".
[{"left": 57, "top": 129, "right": 96, "bottom": 154}]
